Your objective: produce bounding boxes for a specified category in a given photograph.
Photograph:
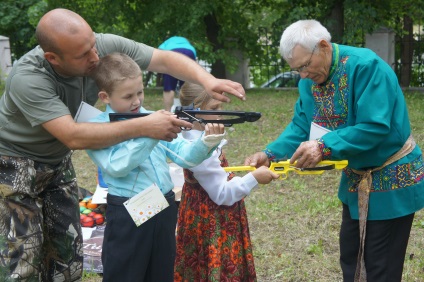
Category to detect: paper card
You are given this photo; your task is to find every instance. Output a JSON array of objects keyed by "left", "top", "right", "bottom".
[
  {"left": 123, "top": 184, "right": 169, "bottom": 227},
  {"left": 75, "top": 102, "right": 102, "bottom": 123},
  {"left": 81, "top": 227, "right": 95, "bottom": 240},
  {"left": 91, "top": 185, "right": 108, "bottom": 204},
  {"left": 309, "top": 122, "right": 331, "bottom": 141}
]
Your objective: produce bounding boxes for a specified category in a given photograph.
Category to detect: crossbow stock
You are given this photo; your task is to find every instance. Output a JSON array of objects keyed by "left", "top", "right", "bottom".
[{"left": 109, "top": 103, "right": 261, "bottom": 128}]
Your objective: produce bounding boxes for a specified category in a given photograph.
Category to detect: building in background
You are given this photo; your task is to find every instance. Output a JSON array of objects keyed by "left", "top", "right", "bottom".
[{"left": 0, "top": 36, "right": 12, "bottom": 84}]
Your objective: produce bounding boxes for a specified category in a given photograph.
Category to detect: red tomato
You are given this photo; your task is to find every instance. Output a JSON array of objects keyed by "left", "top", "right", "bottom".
[
  {"left": 81, "top": 216, "right": 95, "bottom": 227},
  {"left": 93, "top": 214, "right": 104, "bottom": 225},
  {"left": 88, "top": 212, "right": 97, "bottom": 218}
]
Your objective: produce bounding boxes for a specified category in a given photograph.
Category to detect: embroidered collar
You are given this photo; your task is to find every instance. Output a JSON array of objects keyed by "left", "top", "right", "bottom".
[{"left": 317, "top": 43, "right": 339, "bottom": 87}]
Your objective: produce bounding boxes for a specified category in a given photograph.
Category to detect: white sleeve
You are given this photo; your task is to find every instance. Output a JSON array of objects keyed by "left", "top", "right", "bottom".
[{"left": 189, "top": 150, "right": 259, "bottom": 206}]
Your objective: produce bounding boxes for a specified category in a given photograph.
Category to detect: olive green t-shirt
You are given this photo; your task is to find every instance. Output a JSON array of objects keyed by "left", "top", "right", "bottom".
[{"left": 0, "top": 33, "right": 154, "bottom": 165}]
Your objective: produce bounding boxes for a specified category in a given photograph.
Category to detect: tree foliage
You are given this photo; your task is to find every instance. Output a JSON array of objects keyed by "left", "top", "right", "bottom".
[
  {"left": 2, "top": 0, "right": 424, "bottom": 85},
  {"left": 263, "top": 0, "right": 424, "bottom": 86},
  {"left": 0, "top": 0, "right": 46, "bottom": 60},
  {"left": 45, "top": 0, "right": 267, "bottom": 77}
]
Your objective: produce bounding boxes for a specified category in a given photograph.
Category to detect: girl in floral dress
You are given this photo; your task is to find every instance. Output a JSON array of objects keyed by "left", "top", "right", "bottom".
[{"left": 174, "top": 82, "right": 278, "bottom": 281}]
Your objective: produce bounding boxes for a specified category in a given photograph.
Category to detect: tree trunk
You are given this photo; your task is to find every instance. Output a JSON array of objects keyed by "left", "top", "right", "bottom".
[
  {"left": 204, "top": 13, "right": 226, "bottom": 78},
  {"left": 326, "top": 0, "right": 344, "bottom": 44},
  {"left": 400, "top": 15, "right": 413, "bottom": 87}
]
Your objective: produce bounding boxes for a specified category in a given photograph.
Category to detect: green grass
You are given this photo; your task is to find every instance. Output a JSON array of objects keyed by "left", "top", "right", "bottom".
[
  {"left": 1, "top": 83, "right": 423, "bottom": 281},
  {"left": 72, "top": 88, "right": 424, "bottom": 281}
]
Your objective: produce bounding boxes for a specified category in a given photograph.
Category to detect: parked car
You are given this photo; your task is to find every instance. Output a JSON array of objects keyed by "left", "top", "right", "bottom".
[{"left": 260, "top": 72, "right": 300, "bottom": 88}]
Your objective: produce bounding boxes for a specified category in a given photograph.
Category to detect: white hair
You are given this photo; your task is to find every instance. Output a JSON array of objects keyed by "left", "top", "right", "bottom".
[{"left": 279, "top": 19, "right": 331, "bottom": 60}]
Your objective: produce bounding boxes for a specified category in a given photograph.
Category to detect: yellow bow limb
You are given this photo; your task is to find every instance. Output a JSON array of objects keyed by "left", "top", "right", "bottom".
[{"left": 224, "top": 160, "right": 348, "bottom": 180}]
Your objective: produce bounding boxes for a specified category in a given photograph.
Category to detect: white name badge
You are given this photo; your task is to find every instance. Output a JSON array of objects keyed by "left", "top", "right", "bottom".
[
  {"left": 309, "top": 122, "right": 331, "bottom": 141},
  {"left": 123, "top": 184, "right": 169, "bottom": 227},
  {"left": 75, "top": 102, "right": 102, "bottom": 123}
]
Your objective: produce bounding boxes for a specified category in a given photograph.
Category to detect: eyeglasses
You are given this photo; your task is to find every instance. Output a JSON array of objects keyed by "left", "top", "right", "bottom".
[{"left": 291, "top": 45, "right": 317, "bottom": 74}]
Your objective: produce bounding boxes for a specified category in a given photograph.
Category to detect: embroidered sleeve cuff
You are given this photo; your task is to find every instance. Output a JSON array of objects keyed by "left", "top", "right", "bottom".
[
  {"left": 317, "top": 138, "right": 332, "bottom": 160},
  {"left": 262, "top": 148, "right": 276, "bottom": 162}
]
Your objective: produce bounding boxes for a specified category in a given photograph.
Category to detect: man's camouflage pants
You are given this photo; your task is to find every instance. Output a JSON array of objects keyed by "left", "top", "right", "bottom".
[{"left": 0, "top": 153, "right": 83, "bottom": 281}]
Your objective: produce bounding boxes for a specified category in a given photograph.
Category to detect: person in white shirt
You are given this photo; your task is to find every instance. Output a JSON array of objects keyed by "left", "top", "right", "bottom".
[{"left": 174, "top": 82, "right": 278, "bottom": 281}]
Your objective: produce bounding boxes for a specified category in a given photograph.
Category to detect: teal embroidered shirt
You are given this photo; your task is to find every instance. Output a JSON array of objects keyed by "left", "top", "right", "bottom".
[{"left": 266, "top": 43, "right": 424, "bottom": 220}]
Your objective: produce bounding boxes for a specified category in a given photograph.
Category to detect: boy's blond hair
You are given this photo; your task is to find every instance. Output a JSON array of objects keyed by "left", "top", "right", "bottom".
[{"left": 92, "top": 52, "right": 142, "bottom": 94}]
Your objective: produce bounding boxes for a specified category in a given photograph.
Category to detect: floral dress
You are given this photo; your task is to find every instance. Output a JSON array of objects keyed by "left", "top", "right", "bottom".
[{"left": 174, "top": 152, "right": 257, "bottom": 282}]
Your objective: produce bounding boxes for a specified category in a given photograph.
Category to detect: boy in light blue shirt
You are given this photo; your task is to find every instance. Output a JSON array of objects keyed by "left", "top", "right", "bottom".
[{"left": 87, "top": 53, "right": 225, "bottom": 282}]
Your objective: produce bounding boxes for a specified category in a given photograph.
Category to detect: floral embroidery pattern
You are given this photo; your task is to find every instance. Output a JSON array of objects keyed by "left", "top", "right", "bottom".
[
  {"left": 344, "top": 154, "right": 424, "bottom": 192},
  {"left": 262, "top": 148, "right": 276, "bottom": 162},
  {"left": 312, "top": 56, "right": 349, "bottom": 130},
  {"left": 317, "top": 138, "right": 332, "bottom": 160}
]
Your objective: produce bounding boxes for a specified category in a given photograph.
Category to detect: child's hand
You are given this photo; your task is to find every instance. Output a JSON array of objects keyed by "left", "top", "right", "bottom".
[
  {"left": 201, "top": 123, "right": 225, "bottom": 147},
  {"left": 252, "top": 166, "right": 280, "bottom": 184},
  {"left": 204, "top": 123, "right": 225, "bottom": 136},
  {"left": 137, "top": 110, "right": 192, "bottom": 141}
]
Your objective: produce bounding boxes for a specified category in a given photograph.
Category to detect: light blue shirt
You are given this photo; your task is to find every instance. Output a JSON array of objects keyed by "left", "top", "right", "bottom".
[
  {"left": 86, "top": 105, "right": 215, "bottom": 197},
  {"left": 158, "top": 36, "right": 197, "bottom": 58}
]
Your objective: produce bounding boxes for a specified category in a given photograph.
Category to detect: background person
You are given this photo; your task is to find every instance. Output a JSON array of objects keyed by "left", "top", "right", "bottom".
[
  {"left": 0, "top": 8, "right": 245, "bottom": 281},
  {"left": 87, "top": 53, "right": 225, "bottom": 282},
  {"left": 158, "top": 36, "right": 197, "bottom": 111},
  {"left": 244, "top": 19, "right": 424, "bottom": 281},
  {"left": 174, "top": 82, "right": 279, "bottom": 281}
]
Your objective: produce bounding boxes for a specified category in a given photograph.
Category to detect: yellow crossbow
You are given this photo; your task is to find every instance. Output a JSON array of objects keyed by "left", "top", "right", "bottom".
[{"left": 224, "top": 160, "right": 348, "bottom": 179}]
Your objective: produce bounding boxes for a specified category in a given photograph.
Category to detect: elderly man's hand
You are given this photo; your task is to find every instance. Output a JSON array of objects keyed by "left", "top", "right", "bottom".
[
  {"left": 290, "top": 140, "right": 322, "bottom": 168},
  {"left": 243, "top": 151, "right": 270, "bottom": 168}
]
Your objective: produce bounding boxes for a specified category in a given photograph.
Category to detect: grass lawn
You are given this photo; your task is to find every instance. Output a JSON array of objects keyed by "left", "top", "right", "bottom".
[
  {"left": 0, "top": 83, "right": 423, "bottom": 281},
  {"left": 74, "top": 88, "right": 424, "bottom": 281}
]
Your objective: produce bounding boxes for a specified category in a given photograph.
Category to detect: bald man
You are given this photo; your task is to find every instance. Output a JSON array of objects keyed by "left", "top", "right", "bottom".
[{"left": 0, "top": 8, "right": 246, "bottom": 281}]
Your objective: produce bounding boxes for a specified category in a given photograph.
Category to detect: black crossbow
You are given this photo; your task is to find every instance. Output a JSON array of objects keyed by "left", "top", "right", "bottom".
[{"left": 109, "top": 104, "right": 261, "bottom": 128}]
